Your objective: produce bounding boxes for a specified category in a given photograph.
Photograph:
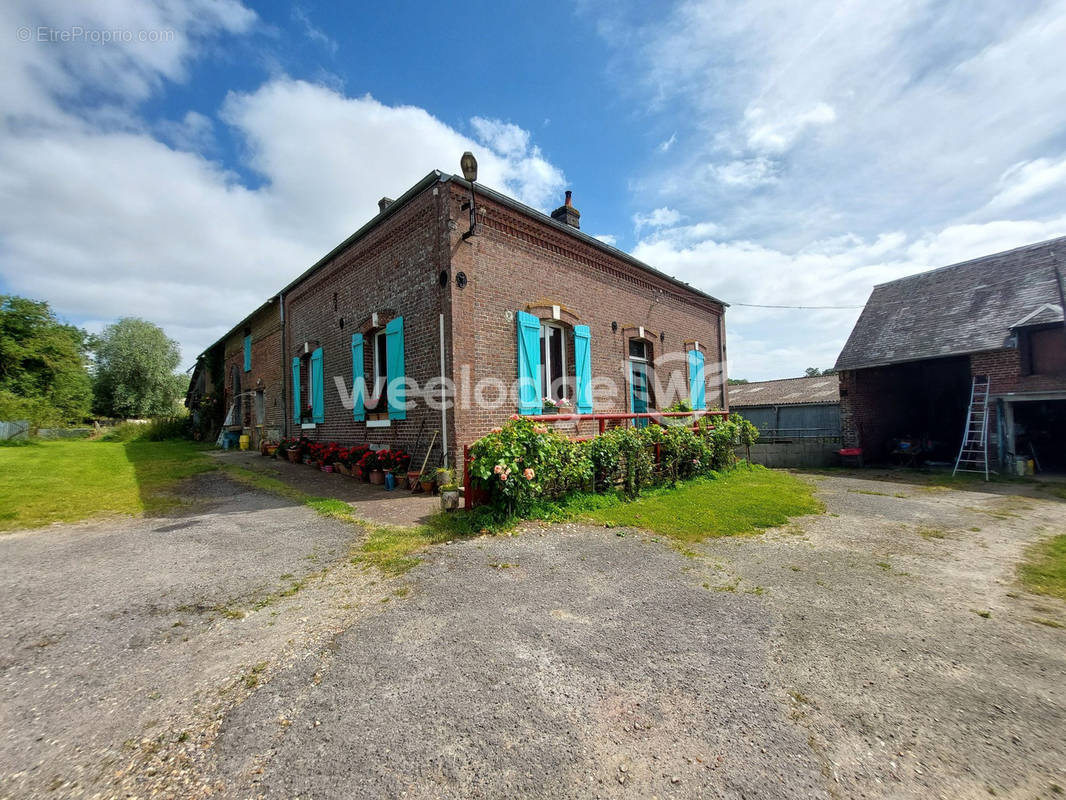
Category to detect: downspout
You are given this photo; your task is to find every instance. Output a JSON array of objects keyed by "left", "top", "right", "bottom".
[
  {"left": 439, "top": 312, "right": 449, "bottom": 468},
  {"left": 280, "top": 291, "right": 287, "bottom": 438},
  {"left": 718, "top": 312, "right": 729, "bottom": 410}
]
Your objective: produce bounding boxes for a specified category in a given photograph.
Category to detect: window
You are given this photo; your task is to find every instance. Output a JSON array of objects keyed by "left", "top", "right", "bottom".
[
  {"left": 628, "top": 338, "right": 654, "bottom": 427},
  {"left": 540, "top": 322, "right": 569, "bottom": 401},
  {"left": 370, "top": 329, "right": 389, "bottom": 409}
]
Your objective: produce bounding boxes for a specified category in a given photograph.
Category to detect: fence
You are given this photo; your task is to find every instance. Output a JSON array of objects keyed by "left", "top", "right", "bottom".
[
  {"left": 462, "top": 410, "right": 730, "bottom": 509},
  {"left": 0, "top": 420, "right": 30, "bottom": 441}
]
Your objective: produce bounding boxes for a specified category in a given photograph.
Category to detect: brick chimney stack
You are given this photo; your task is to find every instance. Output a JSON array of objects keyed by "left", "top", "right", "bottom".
[
  {"left": 378, "top": 197, "right": 394, "bottom": 213},
  {"left": 551, "top": 190, "right": 580, "bottom": 229}
]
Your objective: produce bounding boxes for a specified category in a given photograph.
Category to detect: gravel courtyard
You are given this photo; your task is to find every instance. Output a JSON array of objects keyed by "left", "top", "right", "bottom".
[{"left": 1, "top": 470, "right": 1064, "bottom": 799}]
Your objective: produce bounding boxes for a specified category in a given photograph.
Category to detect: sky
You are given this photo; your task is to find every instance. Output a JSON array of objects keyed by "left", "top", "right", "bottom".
[{"left": 2, "top": 0, "right": 1066, "bottom": 380}]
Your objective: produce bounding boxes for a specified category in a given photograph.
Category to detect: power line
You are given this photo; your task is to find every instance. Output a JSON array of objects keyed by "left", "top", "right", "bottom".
[{"left": 730, "top": 302, "right": 865, "bottom": 309}]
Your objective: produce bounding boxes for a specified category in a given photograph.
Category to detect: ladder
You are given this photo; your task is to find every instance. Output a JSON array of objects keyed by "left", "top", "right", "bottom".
[{"left": 953, "top": 375, "right": 991, "bottom": 480}]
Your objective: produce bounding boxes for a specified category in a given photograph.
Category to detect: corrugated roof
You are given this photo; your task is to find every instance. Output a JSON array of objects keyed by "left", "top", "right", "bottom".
[
  {"left": 836, "top": 237, "right": 1066, "bottom": 371},
  {"left": 728, "top": 375, "right": 840, "bottom": 407}
]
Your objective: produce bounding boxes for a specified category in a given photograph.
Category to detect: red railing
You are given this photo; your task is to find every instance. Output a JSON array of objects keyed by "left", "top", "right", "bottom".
[{"left": 462, "top": 410, "right": 729, "bottom": 509}]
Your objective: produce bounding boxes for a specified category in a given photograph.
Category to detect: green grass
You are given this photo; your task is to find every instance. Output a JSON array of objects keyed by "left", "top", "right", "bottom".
[
  {"left": 1018, "top": 534, "right": 1066, "bottom": 601},
  {"left": 565, "top": 466, "right": 822, "bottom": 543},
  {"left": 0, "top": 438, "right": 215, "bottom": 532}
]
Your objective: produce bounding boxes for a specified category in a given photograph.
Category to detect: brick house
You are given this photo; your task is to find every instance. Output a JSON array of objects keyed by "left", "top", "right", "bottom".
[
  {"left": 195, "top": 168, "right": 729, "bottom": 468},
  {"left": 835, "top": 237, "right": 1066, "bottom": 470},
  {"left": 187, "top": 298, "right": 285, "bottom": 448}
]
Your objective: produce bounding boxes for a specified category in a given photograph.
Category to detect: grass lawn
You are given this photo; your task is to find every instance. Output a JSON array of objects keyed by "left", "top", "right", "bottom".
[
  {"left": 0, "top": 439, "right": 215, "bottom": 532},
  {"left": 1018, "top": 534, "right": 1066, "bottom": 601},
  {"left": 568, "top": 465, "right": 822, "bottom": 542}
]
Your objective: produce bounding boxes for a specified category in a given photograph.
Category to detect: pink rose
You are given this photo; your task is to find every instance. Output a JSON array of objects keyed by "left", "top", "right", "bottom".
[
  {"left": 523, "top": 468, "right": 535, "bottom": 480},
  {"left": 509, "top": 414, "right": 520, "bottom": 421},
  {"left": 499, "top": 472, "right": 508, "bottom": 482},
  {"left": 493, "top": 464, "right": 503, "bottom": 474}
]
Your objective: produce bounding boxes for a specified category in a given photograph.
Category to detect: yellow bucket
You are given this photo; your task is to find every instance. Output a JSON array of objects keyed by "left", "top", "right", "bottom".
[{"left": 238, "top": 434, "right": 250, "bottom": 451}]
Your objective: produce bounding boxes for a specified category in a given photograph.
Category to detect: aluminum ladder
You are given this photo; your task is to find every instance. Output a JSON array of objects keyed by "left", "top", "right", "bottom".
[{"left": 953, "top": 375, "right": 991, "bottom": 480}]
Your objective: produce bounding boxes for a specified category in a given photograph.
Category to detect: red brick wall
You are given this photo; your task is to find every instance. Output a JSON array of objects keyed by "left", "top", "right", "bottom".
[
  {"left": 283, "top": 186, "right": 452, "bottom": 467},
  {"left": 222, "top": 302, "right": 283, "bottom": 448},
  {"left": 970, "top": 347, "right": 1066, "bottom": 395},
  {"left": 446, "top": 183, "right": 727, "bottom": 449}
]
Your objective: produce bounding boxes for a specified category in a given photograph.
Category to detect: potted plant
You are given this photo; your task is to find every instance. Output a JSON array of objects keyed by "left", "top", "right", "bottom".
[
  {"left": 434, "top": 467, "right": 454, "bottom": 490},
  {"left": 419, "top": 471, "right": 435, "bottom": 494},
  {"left": 367, "top": 450, "right": 387, "bottom": 485},
  {"left": 261, "top": 440, "right": 279, "bottom": 457},
  {"left": 439, "top": 482, "right": 460, "bottom": 511},
  {"left": 280, "top": 436, "right": 302, "bottom": 463}
]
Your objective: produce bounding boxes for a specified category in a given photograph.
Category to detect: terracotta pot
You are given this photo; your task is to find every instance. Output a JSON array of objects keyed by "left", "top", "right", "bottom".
[
  {"left": 369, "top": 469, "right": 385, "bottom": 485},
  {"left": 335, "top": 463, "right": 351, "bottom": 477},
  {"left": 406, "top": 471, "right": 422, "bottom": 490},
  {"left": 285, "top": 448, "right": 300, "bottom": 464},
  {"left": 420, "top": 479, "right": 435, "bottom": 494}
]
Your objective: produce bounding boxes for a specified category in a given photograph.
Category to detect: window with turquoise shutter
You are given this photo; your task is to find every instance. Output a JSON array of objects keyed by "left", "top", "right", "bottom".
[
  {"left": 385, "top": 317, "right": 406, "bottom": 420},
  {"left": 243, "top": 335, "right": 251, "bottom": 372},
  {"left": 688, "top": 349, "right": 706, "bottom": 411},
  {"left": 310, "top": 347, "right": 324, "bottom": 423},
  {"left": 573, "top": 324, "right": 593, "bottom": 414},
  {"left": 351, "top": 333, "right": 365, "bottom": 422},
  {"left": 516, "top": 310, "right": 542, "bottom": 414},
  {"left": 291, "top": 356, "right": 301, "bottom": 423}
]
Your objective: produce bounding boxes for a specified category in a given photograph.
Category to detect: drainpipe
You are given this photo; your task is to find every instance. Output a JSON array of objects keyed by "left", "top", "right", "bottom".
[
  {"left": 280, "top": 291, "right": 287, "bottom": 438},
  {"left": 439, "top": 312, "right": 449, "bottom": 468}
]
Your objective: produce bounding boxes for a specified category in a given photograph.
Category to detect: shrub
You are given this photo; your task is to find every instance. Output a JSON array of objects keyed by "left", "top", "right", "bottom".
[
  {"left": 468, "top": 412, "right": 757, "bottom": 514},
  {"left": 141, "top": 413, "right": 190, "bottom": 441}
]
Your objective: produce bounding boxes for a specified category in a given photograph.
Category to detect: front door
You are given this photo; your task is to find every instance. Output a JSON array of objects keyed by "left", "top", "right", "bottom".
[{"left": 630, "top": 361, "right": 650, "bottom": 428}]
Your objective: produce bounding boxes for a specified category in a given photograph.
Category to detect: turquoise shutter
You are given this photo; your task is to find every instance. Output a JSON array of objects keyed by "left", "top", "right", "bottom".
[
  {"left": 291, "top": 356, "right": 301, "bottom": 423},
  {"left": 310, "top": 347, "right": 324, "bottom": 423},
  {"left": 688, "top": 349, "right": 706, "bottom": 410},
  {"left": 516, "top": 310, "right": 542, "bottom": 414},
  {"left": 243, "top": 335, "right": 252, "bottom": 372},
  {"left": 351, "top": 333, "right": 366, "bottom": 422},
  {"left": 385, "top": 316, "right": 406, "bottom": 420},
  {"left": 573, "top": 324, "right": 593, "bottom": 414}
]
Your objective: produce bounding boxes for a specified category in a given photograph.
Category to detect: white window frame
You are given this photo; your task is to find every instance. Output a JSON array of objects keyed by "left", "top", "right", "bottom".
[
  {"left": 540, "top": 322, "right": 569, "bottom": 401},
  {"left": 367, "top": 330, "right": 391, "bottom": 427}
]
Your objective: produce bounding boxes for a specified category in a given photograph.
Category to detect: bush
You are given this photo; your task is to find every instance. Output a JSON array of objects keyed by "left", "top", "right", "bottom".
[{"left": 469, "top": 412, "right": 758, "bottom": 514}]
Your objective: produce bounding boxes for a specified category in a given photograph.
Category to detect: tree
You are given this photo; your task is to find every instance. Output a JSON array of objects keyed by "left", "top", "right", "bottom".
[
  {"left": 0, "top": 295, "right": 92, "bottom": 425},
  {"left": 727, "top": 378, "right": 749, "bottom": 385},
  {"left": 93, "top": 318, "right": 184, "bottom": 418},
  {"left": 804, "top": 367, "right": 837, "bottom": 377}
]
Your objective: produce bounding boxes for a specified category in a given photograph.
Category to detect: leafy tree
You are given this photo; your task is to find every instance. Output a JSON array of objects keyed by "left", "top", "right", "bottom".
[
  {"left": 93, "top": 318, "right": 184, "bottom": 418},
  {"left": 727, "top": 378, "right": 749, "bottom": 385},
  {"left": 804, "top": 367, "right": 821, "bottom": 377},
  {"left": 0, "top": 295, "right": 92, "bottom": 425}
]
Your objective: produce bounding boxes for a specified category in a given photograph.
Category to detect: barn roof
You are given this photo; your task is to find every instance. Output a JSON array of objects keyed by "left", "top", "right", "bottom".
[
  {"left": 835, "top": 237, "right": 1066, "bottom": 371},
  {"left": 728, "top": 375, "right": 840, "bottom": 408}
]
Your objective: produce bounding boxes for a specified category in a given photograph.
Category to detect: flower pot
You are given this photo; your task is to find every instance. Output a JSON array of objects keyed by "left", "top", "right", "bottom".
[
  {"left": 321, "top": 464, "right": 333, "bottom": 473},
  {"left": 420, "top": 479, "right": 435, "bottom": 494},
  {"left": 285, "top": 448, "right": 300, "bottom": 464},
  {"left": 406, "top": 471, "right": 422, "bottom": 490},
  {"left": 440, "top": 490, "right": 460, "bottom": 511},
  {"left": 369, "top": 469, "right": 385, "bottom": 485},
  {"left": 263, "top": 445, "right": 278, "bottom": 458},
  {"left": 335, "top": 463, "right": 351, "bottom": 476}
]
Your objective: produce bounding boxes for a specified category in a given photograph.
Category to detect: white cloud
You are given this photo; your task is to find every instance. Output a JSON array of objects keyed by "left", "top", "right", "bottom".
[
  {"left": 593, "top": 234, "right": 618, "bottom": 246},
  {"left": 0, "top": 2, "right": 566, "bottom": 368},
  {"left": 291, "top": 5, "right": 337, "bottom": 54},
  {"left": 658, "top": 132, "right": 677, "bottom": 153},
  {"left": 584, "top": 0, "right": 1066, "bottom": 378},
  {"left": 985, "top": 156, "right": 1066, "bottom": 212},
  {"left": 744, "top": 102, "right": 836, "bottom": 154},
  {"left": 633, "top": 206, "right": 682, "bottom": 232}
]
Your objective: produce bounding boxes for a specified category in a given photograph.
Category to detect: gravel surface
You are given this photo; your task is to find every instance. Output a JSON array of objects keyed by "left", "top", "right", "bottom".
[
  {"left": 0, "top": 474, "right": 387, "bottom": 799},
  {"left": 3, "top": 470, "right": 1065, "bottom": 799}
]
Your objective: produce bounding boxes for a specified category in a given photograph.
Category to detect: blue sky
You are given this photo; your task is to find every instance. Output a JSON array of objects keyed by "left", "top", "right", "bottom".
[{"left": 3, "top": 0, "right": 1066, "bottom": 379}]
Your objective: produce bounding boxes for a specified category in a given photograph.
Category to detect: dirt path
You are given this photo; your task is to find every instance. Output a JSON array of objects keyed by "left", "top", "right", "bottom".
[{"left": 701, "top": 472, "right": 1066, "bottom": 799}]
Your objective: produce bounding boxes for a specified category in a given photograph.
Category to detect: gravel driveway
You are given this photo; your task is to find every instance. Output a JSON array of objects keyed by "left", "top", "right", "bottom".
[{"left": 2, "top": 470, "right": 1064, "bottom": 799}]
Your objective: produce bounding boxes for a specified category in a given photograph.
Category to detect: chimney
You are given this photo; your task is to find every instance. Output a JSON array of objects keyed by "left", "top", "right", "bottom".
[
  {"left": 551, "top": 190, "right": 581, "bottom": 229},
  {"left": 378, "top": 197, "right": 394, "bottom": 213}
]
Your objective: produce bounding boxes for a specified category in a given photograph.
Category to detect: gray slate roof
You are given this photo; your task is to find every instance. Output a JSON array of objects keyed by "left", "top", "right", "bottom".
[
  {"left": 728, "top": 375, "right": 840, "bottom": 407},
  {"left": 836, "top": 236, "right": 1066, "bottom": 371}
]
